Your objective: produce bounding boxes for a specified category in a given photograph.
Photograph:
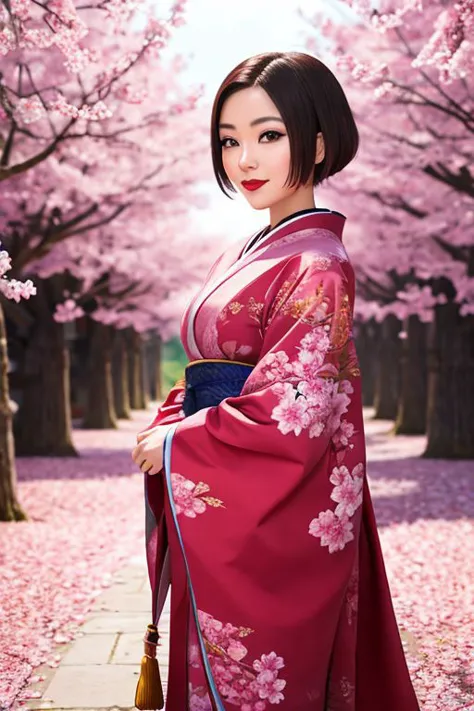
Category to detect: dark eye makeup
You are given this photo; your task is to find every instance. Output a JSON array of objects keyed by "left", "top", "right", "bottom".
[{"left": 220, "top": 130, "right": 285, "bottom": 148}]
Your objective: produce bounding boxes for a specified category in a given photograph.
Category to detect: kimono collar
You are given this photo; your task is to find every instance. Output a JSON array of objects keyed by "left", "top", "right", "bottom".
[{"left": 241, "top": 210, "right": 346, "bottom": 260}]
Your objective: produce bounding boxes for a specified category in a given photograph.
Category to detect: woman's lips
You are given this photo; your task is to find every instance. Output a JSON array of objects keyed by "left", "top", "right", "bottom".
[{"left": 242, "top": 179, "right": 269, "bottom": 191}]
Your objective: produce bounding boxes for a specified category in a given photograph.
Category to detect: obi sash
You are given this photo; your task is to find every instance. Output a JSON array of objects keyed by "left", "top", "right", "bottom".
[{"left": 182, "top": 359, "right": 254, "bottom": 417}]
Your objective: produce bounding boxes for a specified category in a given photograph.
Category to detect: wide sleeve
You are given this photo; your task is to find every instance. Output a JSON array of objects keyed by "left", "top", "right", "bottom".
[
  {"left": 142, "top": 379, "right": 186, "bottom": 432},
  {"left": 165, "top": 257, "right": 359, "bottom": 483}
]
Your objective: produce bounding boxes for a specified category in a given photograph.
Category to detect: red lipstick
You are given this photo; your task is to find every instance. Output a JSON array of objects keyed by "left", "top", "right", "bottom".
[{"left": 242, "top": 179, "right": 268, "bottom": 191}]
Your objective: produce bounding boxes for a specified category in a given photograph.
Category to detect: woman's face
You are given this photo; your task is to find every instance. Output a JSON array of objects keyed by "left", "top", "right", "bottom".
[{"left": 218, "top": 86, "right": 303, "bottom": 211}]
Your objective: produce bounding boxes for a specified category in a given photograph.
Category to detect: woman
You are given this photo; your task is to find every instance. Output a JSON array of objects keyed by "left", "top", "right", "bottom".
[{"left": 132, "top": 52, "right": 420, "bottom": 711}]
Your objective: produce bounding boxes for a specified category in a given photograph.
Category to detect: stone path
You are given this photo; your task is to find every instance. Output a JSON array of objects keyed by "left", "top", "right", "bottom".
[{"left": 25, "top": 553, "right": 169, "bottom": 710}]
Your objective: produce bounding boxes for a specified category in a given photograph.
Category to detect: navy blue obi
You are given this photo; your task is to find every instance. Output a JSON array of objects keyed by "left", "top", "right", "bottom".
[{"left": 182, "top": 359, "right": 254, "bottom": 417}]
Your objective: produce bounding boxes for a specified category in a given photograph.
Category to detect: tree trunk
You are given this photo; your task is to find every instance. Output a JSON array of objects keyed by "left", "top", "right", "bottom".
[
  {"left": 373, "top": 315, "right": 401, "bottom": 421},
  {"left": 425, "top": 305, "right": 474, "bottom": 458},
  {"left": 127, "top": 329, "right": 143, "bottom": 409},
  {"left": 112, "top": 329, "right": 131, "bottom": 419},
  {"left": 139, "top": 336, "right": 150, "bottom": 411},
  {"left": 354, "top": 319, "right": 377, "bottom": 407},
  {"left": 394, "top": 315, "right": 428, "bottom": 435},
  {"left": 15, "top": 316, "right": 77, "bottom": 457},
  {"left": 0, "top": 304, "right": 26, "bottom": 521},
  {"left": 147, "top": 332, "right": 163, "bottom": 401},
  {"left": 82, "top": 320, "right": 117, "bottom": 429}
]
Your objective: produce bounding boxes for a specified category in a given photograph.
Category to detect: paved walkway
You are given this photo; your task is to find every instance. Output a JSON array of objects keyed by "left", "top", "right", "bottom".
[{"left": 25, "top": 552, "right": 169, "bottom": 710}]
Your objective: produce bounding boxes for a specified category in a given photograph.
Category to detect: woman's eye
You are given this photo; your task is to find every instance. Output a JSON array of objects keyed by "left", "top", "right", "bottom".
[
  {"left": 260, "top": 130, "right": 283, "bottom": 143},
  {"left": 220, "top": 137, "right": 238, "bottom": 148}
]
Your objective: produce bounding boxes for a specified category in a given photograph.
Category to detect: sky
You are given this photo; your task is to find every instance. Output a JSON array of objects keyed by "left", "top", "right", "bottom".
[{"left": 159, "top": 0, "right": 339, "bottom": 244}]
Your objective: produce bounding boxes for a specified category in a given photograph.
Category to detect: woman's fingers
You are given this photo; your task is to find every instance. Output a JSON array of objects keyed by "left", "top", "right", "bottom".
[
  {"left": 147, "top": 464, "right": 162, "bottom": 476},
  {"left": 131, "top": 441, "right": 163, "bottom": 475},
  {"left": 131, "top": 444, "right": 142, "bottom": 464},
  {"left": 136, "top": 425, "right": 159, "bottom": 444}
]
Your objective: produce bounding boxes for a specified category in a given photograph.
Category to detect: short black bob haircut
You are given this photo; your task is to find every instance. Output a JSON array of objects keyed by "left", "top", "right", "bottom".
[{"left": 211, "top": 51, "right": 359, "bottom": 197}]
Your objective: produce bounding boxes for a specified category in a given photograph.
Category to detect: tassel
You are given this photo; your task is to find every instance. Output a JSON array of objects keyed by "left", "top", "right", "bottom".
[{"left": 135, "top": 624, "right": 164, "bottom": 710}]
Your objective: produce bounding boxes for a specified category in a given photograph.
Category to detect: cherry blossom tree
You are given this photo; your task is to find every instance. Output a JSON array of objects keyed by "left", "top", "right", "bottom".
[
  {"left": 0, "top": 0, "right": 188, "bottom": 180},
  {"left": 305, "top": 0, "right": 474, "bottom": 457},
  {"left": 1, "top": 81, "right": 214, "bottom": 453},
  {"left": 0, "top": 244, "right": 36, "bottom": 521},
  {"left": 0, "top": 0, "right": 212, "bottom": 518}
]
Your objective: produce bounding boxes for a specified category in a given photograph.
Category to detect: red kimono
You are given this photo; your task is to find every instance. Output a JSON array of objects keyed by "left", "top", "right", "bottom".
[{"left": 144, "top": 210, "right": 420, "bottom": 711}]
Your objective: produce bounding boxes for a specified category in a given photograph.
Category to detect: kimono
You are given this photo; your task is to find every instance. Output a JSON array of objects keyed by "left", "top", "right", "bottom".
[{"left": 143, "top": 210, "right": 420, "bottom": 711}]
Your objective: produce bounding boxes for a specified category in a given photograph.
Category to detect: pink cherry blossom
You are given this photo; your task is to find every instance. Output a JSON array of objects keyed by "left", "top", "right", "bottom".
[
  {"left": 253, "top": 652, "right": 285, "bottom": 674},
  {"left": 261, "top": 352, "right": 291, "bottom": 381},
  {"left": 329, "top": 465, "right": 351, "bottom": 487},
  {"left": 298, "top": 326, "right": 331, "bottom": 356},
  {"left": 292, "top": 348, "right": 326, "bottom": 381},
  {"left": 196, "top": 610, "right": 286, "bottom": 708},
  {"left": 332, "top": 420, "right": 355, "bottom": 449},
  {"left": 0, "top": 244, "right": 36, "bottom": 303},
  {"left": 330, "top": 471, "right": 363, "bottom": 518},
  {"left": 171, "top": 474, "right": 208, "bottom": 518},
  {"left": 189, "top": 687, "right": 212, "bottom": 711},
  {"left": 54, "top": 299, "right": 85, "bottom": 323},
  {"left": 325, "top": 387, "right": 351, "bottom": 437},
  {"left": 271, "top": 389, "right": 311, "bottom": 436},
  {"left": 309, "top": 510, "right": 355, "bottom": 553},
  {"left": 255, "top": 669, "right": 286, "bottom": 704}
]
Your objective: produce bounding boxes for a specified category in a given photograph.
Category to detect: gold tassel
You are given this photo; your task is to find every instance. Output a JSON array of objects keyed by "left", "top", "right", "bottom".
[{"left": 135, "top": 624, "right": 164, "bottom": 710}]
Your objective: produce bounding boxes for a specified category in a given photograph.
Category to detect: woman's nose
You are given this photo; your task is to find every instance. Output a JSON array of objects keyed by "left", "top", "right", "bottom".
[{"left": 238, "top": 146, "right": 258, "bottom": 171}]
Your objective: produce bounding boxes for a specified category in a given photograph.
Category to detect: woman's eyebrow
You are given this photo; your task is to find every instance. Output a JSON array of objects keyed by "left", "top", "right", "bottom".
[{"left": 219, "top": 116, "right": 285, "bottom": 129}]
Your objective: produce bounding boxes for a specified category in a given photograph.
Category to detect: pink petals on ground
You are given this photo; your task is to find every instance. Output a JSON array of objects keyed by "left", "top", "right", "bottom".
[
  {"left": 0, "top": 414, "right": 147, "bottom": 710},
  {"left": 366, "top": 416, "right": 474, "bottom": 710}
]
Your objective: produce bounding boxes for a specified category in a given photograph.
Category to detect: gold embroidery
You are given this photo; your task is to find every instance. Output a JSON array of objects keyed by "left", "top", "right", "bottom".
[
  {"left": 201, "top": 496, "right": 225, "bottom": 508},
  {"left": 331, "top": 291, "right": 352, "bottom": 349},
  {"left": 219, "top": 297, "right": 263, "bottom": 325},
  {"left": 267, "top": 279, "right": 295, "bottom": 324},
  {"left": 228, "top": 301, "right": 243, "bottom": 314},
  {"left": 238, "top": 627, "right": 254, "bottom": 638},
  {"left": 193, "top": 482, "right": 225, "bottom": 508},
  {"left": 247, "top": 296, "right": 264, "bottom": 323}
]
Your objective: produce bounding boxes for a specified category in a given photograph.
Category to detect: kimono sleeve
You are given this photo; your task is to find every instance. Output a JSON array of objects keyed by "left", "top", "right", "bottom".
[
  {"left": 165, "top": 258, "right": 356, "bottom": 477},
  {"left": 142, "top": 380, "right": 186, "bottom": 432}
]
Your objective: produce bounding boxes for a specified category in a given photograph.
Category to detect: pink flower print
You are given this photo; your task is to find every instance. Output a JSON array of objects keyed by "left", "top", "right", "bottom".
[
  {"left": 189, "top": 687, "right": 212, "bottom": 711},
  {"left": 330, "top": 471, "right": 363, "bottom": 518},
  {"left": 262, "top": 351, "right": 291, "bottom": 382},
  {"left": 197, "top": 611, "right": 286, "bottom": 707},
  {"left": 171, "top": 474, "right": 224, "bottom": 518},
  {"left": 253, "top": 652, "right": 285, "bottom": 674},
  {"left": 309, "top": 509, "right": 354, "bottom": 553},
  {"left": 255, "top": 669, "right": 287, "bottom": 704},
  {"left": 292, "top": 348, "right": 326, "bottom": 381},
  {"left": 270, "top": 381, "right": 294, "bottom": 398},
  {"left": 332, "top": 420, "right": 354, "bottom": 450},
  {"left": 298, "top": 379, "right": 334, "bottom": 437},
  {"left": 299, "top": 327, "right": 330, "bottom": 356},
  {"left": 339, "top": 379, "right": 354, "bottom": 394},
  {"left": 325, "top": 387, "right": 351, "bottom": 436},
  {"left": 227, "top": 638, "right": 248, "bottom": 662},
  {"left": 189, "top": 643, "right": 201, "bottom": 668},
  {"left": 271, "top": 388, "right": 311, "bottom": 435},
  {"left": 329, "top": 465, "right": 350, "bottom": 487},
  {"left": 351, "top": 462, "right": 364, "bottom": 479}
]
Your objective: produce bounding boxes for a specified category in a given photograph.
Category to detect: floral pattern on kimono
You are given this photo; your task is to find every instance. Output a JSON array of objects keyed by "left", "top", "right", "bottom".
[
  {"left": 144, "top": 212, "right": 421, "bottom": 711},
  {"left": 194, "top": 611, "right": 287, "bottom": 709}
]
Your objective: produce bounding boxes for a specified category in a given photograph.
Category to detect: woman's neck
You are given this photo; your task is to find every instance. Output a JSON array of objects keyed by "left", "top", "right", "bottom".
[{"left": 269, "top": 185, "right": 316, "bottom": 228}]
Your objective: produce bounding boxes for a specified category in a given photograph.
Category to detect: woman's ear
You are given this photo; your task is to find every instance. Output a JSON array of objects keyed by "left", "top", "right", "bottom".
[{"left": 315, "top": 132, "right": 325, "bottom": 165}]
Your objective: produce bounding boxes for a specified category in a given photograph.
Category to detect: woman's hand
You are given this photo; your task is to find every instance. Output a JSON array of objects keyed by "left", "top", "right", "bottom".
[{"left": 131, "top": 424, "right": 173, "bottom": 475}]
